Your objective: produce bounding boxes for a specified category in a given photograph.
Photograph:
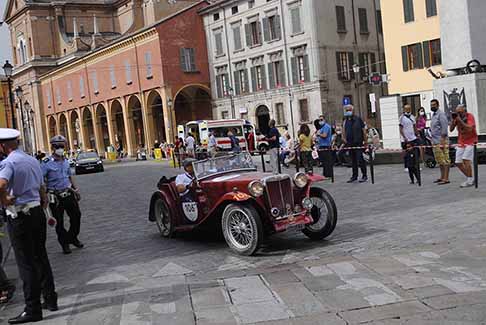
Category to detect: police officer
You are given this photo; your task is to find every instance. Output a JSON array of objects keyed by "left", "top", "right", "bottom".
[
  {"left": 42, "top": 135, "right": 83, "bottom": 254},
  {"left": 0, "top": 128, "right": 57, "bottom": 324}
]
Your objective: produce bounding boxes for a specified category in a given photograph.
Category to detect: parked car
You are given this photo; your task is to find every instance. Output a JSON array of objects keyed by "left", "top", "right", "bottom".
[
  {"left": 148, "top": 152, "right": 337, "bottom": 255},
  {"left": 75, "top": 151, "right": 104, "bottom": 175}
]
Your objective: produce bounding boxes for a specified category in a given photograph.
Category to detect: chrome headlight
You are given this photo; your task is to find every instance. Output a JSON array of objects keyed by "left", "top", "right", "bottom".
[
  {"left": 248, "top": 180, "right": 264, "bottom": 197},
  {"left": 293, "top": 172, "right": 309, "bottom": 188}
]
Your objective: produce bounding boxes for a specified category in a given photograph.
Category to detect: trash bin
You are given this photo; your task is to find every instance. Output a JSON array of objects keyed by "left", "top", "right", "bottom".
[
  {"left": 154, "top": 148, "right": 162, "bottom": 160},
  {"left": 107, "top": 152, "right": 117, "bottom": 161}
]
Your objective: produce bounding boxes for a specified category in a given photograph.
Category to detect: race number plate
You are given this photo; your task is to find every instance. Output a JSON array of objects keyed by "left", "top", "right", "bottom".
[{"left": 182, "top": 202, "right": 198, "bottom": 222}]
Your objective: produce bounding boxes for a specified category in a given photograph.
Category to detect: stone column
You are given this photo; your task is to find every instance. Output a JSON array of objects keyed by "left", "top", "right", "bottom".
[
  {"left": 66, "top": 112, "right": 75, "bottom": 151},
  {"left": 105, "top": 100, "right": 116, "bottom": 146},
  {"left": 91, "top": 106, "right": 104, "bottom": 154},
  {"left": 121, "top": 97, "right": 135, "bottom": 157},
  {"left": 78, "top": 108, "right": 88, "bottom": 151},
  {"left": 140, "top": 91, "right": 154, "bottom": 149},
  {"left": 161, "top": 87, "right": 175, "bottom": 144}
]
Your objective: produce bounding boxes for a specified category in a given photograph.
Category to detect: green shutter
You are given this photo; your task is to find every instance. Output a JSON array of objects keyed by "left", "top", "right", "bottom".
[
  {"left": 245, "top": 24, "right": 251, "bottom": 47},
  {"left": 275, "top": 15, "right": 282, "bottom": 39},
  {"left": 291, "top": 57, "right": 298, "bottom": 84},
  {"left": 416, "top": 43, "right": 424, "bottom": 69},
  {"left": 336, "top": 52, "right": 342, "bottom": 80},
  {"left": 401, "top": 46, "right": 409, "bottom": 71},
  {"left": 348, "top": 52, "right": 355, "bottom": 79},
  {"left": 262, "top": 18, "right": 270, "bottom": 42},
  {"left": 261, "top": 66, "right": 267, "bottom": 90},
  {"left": 268, "top": 63, "right": 275, "bottom": 89},
  {"left": 216, "top": 76, "right": 222, "bottom": 98},
  {"left": 250, "top": 67, "right": 257, "bottom": 92},
  {"left": 303, "top": 55, "right": 310, "bottom": 82},
  {"left": 278, "top": 60, "right": 286, "bottom": 86},
  {"left": 234, "top": 71, "right": 241, "bottom": 95},
  {"left": 423, "top": 41, "right": 431, "bottom": 68},
  {"left": 243, "top": 69, "right": 249, "bottom": 93}
]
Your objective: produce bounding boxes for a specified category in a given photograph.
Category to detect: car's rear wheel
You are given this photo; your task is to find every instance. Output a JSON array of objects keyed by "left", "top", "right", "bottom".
[
  {"left": 154, "top": 198, "right": 173, "bottom": 237},
  {"left": 302, "top": 188, "right": 337, "bottom": 240},
  {"left": 222, "top": 203, "right": 263, "bottom": 256}
]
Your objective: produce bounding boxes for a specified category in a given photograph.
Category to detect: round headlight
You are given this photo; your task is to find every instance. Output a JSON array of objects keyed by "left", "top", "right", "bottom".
[
  {"left": 294, "top": 172, "right": 309, "bottom": 188},
  {"left": 248, "top": 180, "right": 264, "bottom": 197}
]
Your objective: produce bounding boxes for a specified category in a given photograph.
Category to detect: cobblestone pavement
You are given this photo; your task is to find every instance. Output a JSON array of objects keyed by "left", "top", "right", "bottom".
[{"left": 2, "top": 160, "right": 486, "bottom": 324}]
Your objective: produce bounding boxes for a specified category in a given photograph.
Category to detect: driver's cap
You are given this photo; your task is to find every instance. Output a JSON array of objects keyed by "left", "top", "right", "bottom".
[
  {"left": 183, "top": 158, "right": 197, "bottom": 168},
  {"left": 50, "top": 135, "right": 67, "bottom": 145}
]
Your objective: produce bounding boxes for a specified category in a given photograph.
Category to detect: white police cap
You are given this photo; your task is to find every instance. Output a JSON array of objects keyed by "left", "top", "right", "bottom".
[
  {"left": 0, "top": 128, "right": 20, "bottom": 142},
  {"left": 50, "top": 135, "right": 67, "bottom": 144}
]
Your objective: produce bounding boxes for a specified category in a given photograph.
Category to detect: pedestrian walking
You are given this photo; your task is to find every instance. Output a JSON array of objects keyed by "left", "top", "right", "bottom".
[
  {"left": 430, "top": 99, "right": 451, "bottom": 185},
  {"left": 208, "top": 130, "right": 218, "bottom": 158},
  {"left": 185, "top": 133, "right": 196, "bottom": 158},
  {"left": 342, "top": 105, "right": 368, "bottom": 183},
  {"left": 298, "top": 124, "right": 313, "bottom": 173},
  {"left": 264, "top": 120, "right": 280, "bottom": 174},
  {"left": 0, "top": 128, "right": 58, "bottom": 324},
  {"left": 450, "top": 104, "right": 478, "bottom": 188},
  {"left": 316, "top": 116, "right": 333, "bottom": 178},
  {"left": 228, "top": 130, "right": 241, "bottom": 153},
  {"left": 399, "top": 104, "right": 419, "bottom": 172},
  {"left": 42, "top": 135, "right": 84, "bottom": 255},
  {"left": 416, "top": 107, "right": 427, "bottom": 161}
]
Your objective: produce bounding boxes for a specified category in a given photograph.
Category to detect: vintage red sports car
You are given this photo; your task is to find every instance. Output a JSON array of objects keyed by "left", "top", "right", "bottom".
[{"left": 148, "top": 153, "right": 337, "bottom": 255}]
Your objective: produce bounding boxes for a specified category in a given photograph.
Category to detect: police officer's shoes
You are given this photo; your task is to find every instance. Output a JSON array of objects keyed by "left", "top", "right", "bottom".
[
  {"left": 8, "top": 311, "right": 42, "bottom": 324},
  {"left": 62, "top": 244, "right": 72, "bottom": 254},
  {"left": 72, "top": 239, "right": 84, "bottom": 249}
]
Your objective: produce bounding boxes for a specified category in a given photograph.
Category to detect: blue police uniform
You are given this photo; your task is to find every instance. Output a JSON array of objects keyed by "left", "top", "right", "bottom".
[
  {"left": 42, "top": 155, "right": 82, "bottom": 253},
  {"left": 0, "top": 141, "right": 57, "bottom": 322}
]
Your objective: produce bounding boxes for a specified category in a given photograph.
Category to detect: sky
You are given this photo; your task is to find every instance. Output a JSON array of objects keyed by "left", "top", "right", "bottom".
[{"left": 0, "top": 0, "right": 11, "bottom": 65}]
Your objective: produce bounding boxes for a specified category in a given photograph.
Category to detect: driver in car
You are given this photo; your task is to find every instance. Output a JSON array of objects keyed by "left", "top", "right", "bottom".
[{"left": 176, "top": 158, "right": 197, "bottom": 202}]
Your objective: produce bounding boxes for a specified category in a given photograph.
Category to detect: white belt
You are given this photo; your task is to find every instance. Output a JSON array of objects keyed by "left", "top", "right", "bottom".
[{"left": 6, "top": 201, "right": 41, "bottom": 218}]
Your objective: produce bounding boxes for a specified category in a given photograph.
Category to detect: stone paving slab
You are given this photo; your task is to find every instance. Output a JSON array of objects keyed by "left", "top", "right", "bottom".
[{"left": 338, "top": 301, "right": 431, "bottom": 324}]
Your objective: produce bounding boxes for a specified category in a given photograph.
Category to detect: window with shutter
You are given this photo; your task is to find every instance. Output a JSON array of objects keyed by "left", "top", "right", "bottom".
[
  {"left": 291, "top": 57, "right": 298, "bottom": 85},
  {"left": 234, "top": 71, "right": 241, "bottom": 95},
  {"left": 56, "top": 88, "right": 61, "bottom": 104},
  {"left": 268, "top": 63, "right": 275, "bottom": 89},
  {"left": 47, "top": 91, "right": 52, "bottom": 108},
  {"left": 275, "top": 103, "right": 285, "bottom": 125},
  {"left": 299, "top": 99, "right": 309, "bottom": 122},
  {"left": 67, "top": 80, "right": 73, "bottom": 101},
  {"left": 145, "top": 52, "right": 153, "bottom": 78},
  {"left": 358, "top": 8, "right": 368, "bottom": 34},
  {"left": 262, "top": 17, "right": 270, "bottom": 42},
  {"left": 250, "top": 67, "right": 257, "bottom": 92},
  {"left": 125, "top": 61, "right": 132, "bottom": 84},
  {"left": 216, "top": 76, "right": 223, "bottom": 98},
  {"left": 348, "top": 52, "right": 355, "bottom": 79},
  {"left": 336, "top": 52, "right": 351, "bottom": 81},
  {"left": 232, "top": 25, "right": 242, "bottom": 51},
  {"left": 79, "top": 77, "right": 85, "bottom": 98},
  {"left": 423, "top": 40, "right": 431, "bottom": 67},
  {"left": 215, "top": 32, "right": 224, "bottom": 56},
  {"left": 336, "top": 6, "right": 346, "bottom": 32},
  {"left": 401, "top": 46, "right": 409, "bottom": 71},
  {"left": 303, "top": 55, "right": 310, "bottom": 82},
  {"left": 267, "top": 15, "right": 281, "bottom": 40},
  {"left": 189, "top": 48, "right": 196, "bottom": 71},
  {"left": 430, "top": 39, "right": 441, "bottom": 66},
  {"left": 405, "top": 43, "right": 424, "bottom": 70},
  {"left": 370, "top": 52, "right": 377, "bottom": 72},
  {"left": 376, "top": 10, "right": 383, "bottom": 34},
  {"left": 290, "top": 6, "right": 302, "bottom": 34},
  {"left": 92, "top": 71, "right": 99, "bottom": 94},
  {"left": 426, "top": 0, "right": 437, "bottom": 17},
  {"left": 403, "top": 0, "right": 414, "bottom": 23},
  {"left": 180, "top": 48, "right": 187, "bottom": 71},
  {"left": 110, "top": 65, "right": 116, "bottom": 88}
]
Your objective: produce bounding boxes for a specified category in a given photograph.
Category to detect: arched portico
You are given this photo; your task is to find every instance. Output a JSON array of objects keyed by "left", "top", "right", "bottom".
[
  {"left": 70, "top": 110, "right": 81, "bottom": 150},
  {"left": 111, "top": 99, "right": 127, "bottom": 153},
  {"left": 127, "top": 95, "right": 145, "bottom": 150},
  {"left": 48, "top": 116, "right": 57, "bottom": 140},
  {"left": 173, "top": 85, "right": 212, "bottom": 127},
  {"left": 147, "top": 90, "right": 165, "bottom": 145},
  {"left": 95, "top": 104, "right": 110, "bottom": 152},
  {"left": 82, "top": 107, "right": 96, "bottom": 150},
  {"left": 59, "top": 113, "right": 70, "bottom": 149}
]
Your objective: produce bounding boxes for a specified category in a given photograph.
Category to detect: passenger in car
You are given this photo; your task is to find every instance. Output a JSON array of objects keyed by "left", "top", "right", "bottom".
[{"left": 175, "top": 159, "right": 197, "bottom": 202}]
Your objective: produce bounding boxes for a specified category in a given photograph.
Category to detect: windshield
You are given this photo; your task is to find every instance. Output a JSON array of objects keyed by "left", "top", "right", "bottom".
[
  {"left": 77, "top": 152, "right": 99, "bottom": 160},
  {"left": 193, "top": 152, "right": 256, "bottom": 180}
]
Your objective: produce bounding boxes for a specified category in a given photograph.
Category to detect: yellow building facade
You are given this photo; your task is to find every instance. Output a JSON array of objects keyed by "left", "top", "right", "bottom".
[{"left": 381, "top": 0, "right": 441, "bottom": 111}]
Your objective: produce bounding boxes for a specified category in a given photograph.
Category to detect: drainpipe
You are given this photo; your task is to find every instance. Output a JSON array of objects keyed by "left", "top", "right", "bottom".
[{"left": 221, "top": 4, "right": 235, "bottom": 119}]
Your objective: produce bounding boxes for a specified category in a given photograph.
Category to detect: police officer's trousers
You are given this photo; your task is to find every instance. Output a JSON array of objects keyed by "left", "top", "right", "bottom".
[
  {"left": 50, "top": 192, "right": 81, "bottom": 246},
  {"left": 7, "top": 207, "right": 56, "bottom": 315}
]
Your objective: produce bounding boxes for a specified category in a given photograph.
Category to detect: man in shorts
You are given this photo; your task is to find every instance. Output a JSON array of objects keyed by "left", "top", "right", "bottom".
[
  {"left": 450, "top": 104, "right": 478, "bottom": 188},
  {"left": 430, "top": 99, "right": 450, "bottom": 185}
]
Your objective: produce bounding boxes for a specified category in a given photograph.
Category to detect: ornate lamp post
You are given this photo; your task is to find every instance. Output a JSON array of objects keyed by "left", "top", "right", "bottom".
[{"left": 2, "top": 60, "right": 16, "bottom": 129}]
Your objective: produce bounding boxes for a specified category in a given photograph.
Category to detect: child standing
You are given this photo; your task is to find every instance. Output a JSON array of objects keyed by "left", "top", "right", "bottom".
[{"left": 405, "top": 143, "right": 420, "bottom": 184}]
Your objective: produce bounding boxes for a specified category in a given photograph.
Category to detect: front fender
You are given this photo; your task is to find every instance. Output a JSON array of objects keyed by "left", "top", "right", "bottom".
[
  {"left": 308, "top": 173, "right": 326, "bottom": 183},
  {"left": 204, "top": 191, "right": 257, "bottom": 221},
  {"left": 148, "top": 190, "right": 174, "bottom": 222}
]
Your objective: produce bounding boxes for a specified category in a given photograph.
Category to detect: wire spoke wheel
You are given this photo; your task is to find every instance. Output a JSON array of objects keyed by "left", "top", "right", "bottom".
[
  {"left": 222, "top": 203, "right": 263, "bottom": 256},
  {"left": 155, "top": 199, "right": 172, "bottom": 237},
  {"left": 302, "top": 188, "right": 338, "bottom": 240}
]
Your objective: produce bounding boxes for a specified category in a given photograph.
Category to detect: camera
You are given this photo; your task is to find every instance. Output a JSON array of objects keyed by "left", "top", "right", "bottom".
[{"left": 451, "top": 112, "right": 458, "bottom": 119}]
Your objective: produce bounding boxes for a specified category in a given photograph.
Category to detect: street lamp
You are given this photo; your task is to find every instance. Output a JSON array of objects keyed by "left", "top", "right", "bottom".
[
  {"left": 228, "top": 86, "right": 235, "bottom": 119},
  {"left": 2, "top": 60, "right": 16, "bottom": 129},
  {"left": 352, "top": 64, "right": 363, "bottom": 118},
  {"left": 167, "top": 97, "right": 174, "bottom": 142}
]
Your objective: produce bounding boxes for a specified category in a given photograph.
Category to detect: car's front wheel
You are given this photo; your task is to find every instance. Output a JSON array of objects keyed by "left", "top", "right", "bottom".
[
  {"left": 222, "top": 203, "right": 263, "bottom": 256},
  {"left": 154, "top": 198, "right": 174, "bottom": 237},
  {"left": 302, "top": 187, "right": 338, "bottom": 240}
]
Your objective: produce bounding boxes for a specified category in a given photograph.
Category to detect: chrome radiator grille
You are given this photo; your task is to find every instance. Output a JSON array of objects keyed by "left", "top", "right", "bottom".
[{"left": 264, "top": 175, "right": 294, "bottom": 217}]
